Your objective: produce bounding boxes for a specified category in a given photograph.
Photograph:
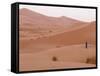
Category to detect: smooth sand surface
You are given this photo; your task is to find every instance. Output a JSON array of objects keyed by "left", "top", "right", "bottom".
[{"left": 20, "top": 44, "right": 96, "bottom": 71}]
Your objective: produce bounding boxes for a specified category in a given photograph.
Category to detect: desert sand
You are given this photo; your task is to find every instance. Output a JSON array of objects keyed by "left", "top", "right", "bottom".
[
  {"left": 19, "top": 8, "right": 96, "bottom": 71},
  {"left": 20, "top": 44, "right": 96, "bottom": 71}
]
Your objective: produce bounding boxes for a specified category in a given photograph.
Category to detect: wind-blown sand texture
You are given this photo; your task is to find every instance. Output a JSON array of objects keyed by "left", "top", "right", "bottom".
[{"left": 19, "top": 8, "right": 96, "bottom": 71}]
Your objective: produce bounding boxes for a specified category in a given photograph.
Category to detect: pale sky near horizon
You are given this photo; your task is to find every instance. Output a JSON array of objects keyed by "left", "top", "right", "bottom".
[{"left": 20, "top": 5, "right": 96, "bottom": 22}]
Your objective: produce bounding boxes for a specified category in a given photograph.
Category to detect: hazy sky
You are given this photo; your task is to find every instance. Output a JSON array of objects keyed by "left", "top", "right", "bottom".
[{"left": 20, "top": 5, "right": 96, "bottom": 22}]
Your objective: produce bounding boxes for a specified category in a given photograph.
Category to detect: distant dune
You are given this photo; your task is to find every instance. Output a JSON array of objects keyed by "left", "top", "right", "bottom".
[
  {"left": 19, "top": 8, "right": 85, "bottom": 28},
  {"left": 19, "top": 8, "right": 88, "bottom": 40}
]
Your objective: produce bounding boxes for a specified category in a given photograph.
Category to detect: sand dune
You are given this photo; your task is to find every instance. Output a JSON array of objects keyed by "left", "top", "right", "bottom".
[
  {"left": 19, "top": 8, "right": 87, "bottom": 40},
  {"left": 19, "top": 8, "right": 88, "bottom": 41},
  {"left": 20, "top": 44, "right": 96, "bottom": 71},
  {"left": 19, "top": 8, "right": 96, "bottom": 71},
  {"left": 20, "top": 21, "right": 96, "bottom": 53},
  {"left": 19, "top": 8, "right": 85, "bottom": 28},
  {"left": 31, "top": 21, "right": 96, "bottom": 44}
]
